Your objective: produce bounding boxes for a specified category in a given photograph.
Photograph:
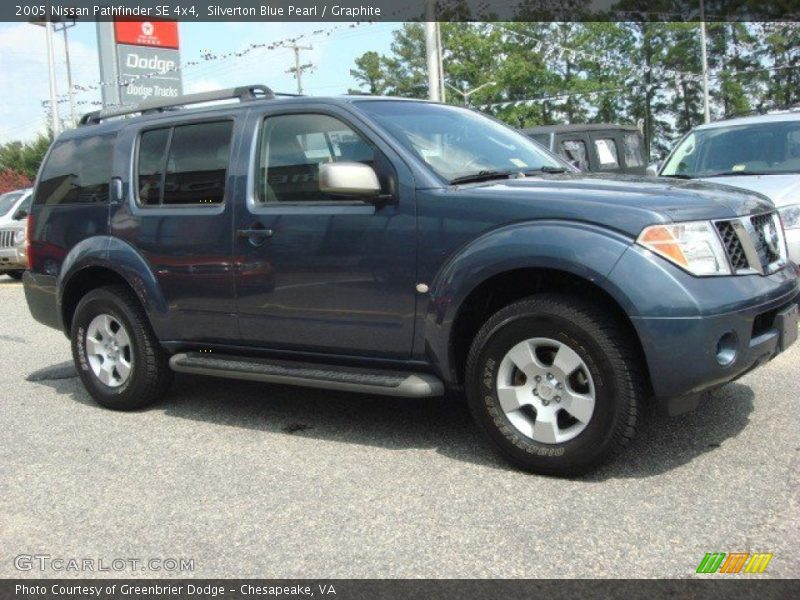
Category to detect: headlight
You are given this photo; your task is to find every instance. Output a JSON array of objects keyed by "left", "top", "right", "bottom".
[
  {"left": 637, "top": 221, "right": 731, "bottom": 276},
  {"left": 13, "top": 229, "right": 25, "bottom": 245},
  {"left": 779, "top": 204, "right": 800, "bottom": 230}
]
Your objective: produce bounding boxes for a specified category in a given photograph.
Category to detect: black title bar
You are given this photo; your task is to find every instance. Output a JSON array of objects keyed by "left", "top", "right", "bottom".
[{"left": 5, "top": 0, "right": 800, "bottom": 22}]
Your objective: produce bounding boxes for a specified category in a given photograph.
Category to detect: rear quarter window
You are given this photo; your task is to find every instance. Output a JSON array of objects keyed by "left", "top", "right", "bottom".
[{"left": 35, "top": 135, "right": 115, "bottom": 205}]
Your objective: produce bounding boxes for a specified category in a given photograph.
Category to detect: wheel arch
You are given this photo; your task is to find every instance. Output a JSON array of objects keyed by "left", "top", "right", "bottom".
[
  {"left": 422, "top": 221, "right": 650, "bottom": 391},
  {"left": 58, "top": 236, "right": 170, "bottom": 338}
]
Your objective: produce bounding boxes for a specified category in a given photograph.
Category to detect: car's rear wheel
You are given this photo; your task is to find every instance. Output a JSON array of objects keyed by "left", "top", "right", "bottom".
[
  {"left": 6, "top": 270, "right": 24, "bottom": 280},
  {"left": 465, "top": 294, "right": 643, "bottom": 476},
  {"left": 71, "top": 285, "right": 172, "bottom": 410}
]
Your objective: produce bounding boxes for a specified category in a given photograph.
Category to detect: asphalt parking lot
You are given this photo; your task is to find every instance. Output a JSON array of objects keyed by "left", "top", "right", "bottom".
[{"left": 1, "top": 276, "right": 798, "bottom": 579}]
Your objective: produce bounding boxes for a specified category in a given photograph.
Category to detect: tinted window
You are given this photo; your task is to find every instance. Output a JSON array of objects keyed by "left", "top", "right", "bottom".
[
  {"left": 622, "top": 133, "right": 644, "bottom": 167},
  {"left": 138, "top": 128, "right": 170, "bottom": 206},
  {"left": 594, "top": 138, "right": 619, "bottom": 169},
  {"left": 35, "top": 135, "right": 114, "bottom": 205},
  {"left": 529, "top": 133, "right": 551, "bottom": 148},
  {"left": 257, "top": 114, "right": 381, "bottom": 203},
  {"left": 560, "top": 139, "right": 589, "bottom": 171},
  {"left": 136, "top": 121, "right": 232, "bottom": 206}
]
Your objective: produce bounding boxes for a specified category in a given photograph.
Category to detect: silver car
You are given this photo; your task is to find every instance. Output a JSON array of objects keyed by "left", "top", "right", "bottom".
[
  {"left": 659, "top": 111, "right": 800, "bottom": 265},
  {"left": 0, "top": 188, "right": 32, "bottom": 280}
]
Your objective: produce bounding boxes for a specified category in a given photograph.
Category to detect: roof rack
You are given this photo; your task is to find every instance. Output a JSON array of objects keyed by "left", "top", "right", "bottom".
[{"left": 78, "top": 84, "right": 274, "bottom": 126}]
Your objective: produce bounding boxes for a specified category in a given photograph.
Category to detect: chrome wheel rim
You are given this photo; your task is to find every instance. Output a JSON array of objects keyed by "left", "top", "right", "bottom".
[
  {"left": 85, "top": 314, "right": 133, "bottom": 388},
  {"left": 496, "top": 337, "right": 595, "bottom": 444}
]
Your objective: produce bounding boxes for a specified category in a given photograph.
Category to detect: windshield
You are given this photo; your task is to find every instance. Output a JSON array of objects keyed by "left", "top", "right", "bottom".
[
  {"left": 662, "top": 120, "right": 800, "bottom": 178},
  {"left": 0, "top": 191, "right": 23, "bottom": 217},
  {"left": 356, "top": 101, "right": 569, "bottom": 182}
]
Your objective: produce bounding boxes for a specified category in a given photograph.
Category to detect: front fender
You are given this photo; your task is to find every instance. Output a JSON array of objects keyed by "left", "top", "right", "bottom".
[
  {"left": 58, "top": 236, "right": 172, "bottom": 338},
  {"left": 424, "top": 220, "right": 637, "bottom": 385}
]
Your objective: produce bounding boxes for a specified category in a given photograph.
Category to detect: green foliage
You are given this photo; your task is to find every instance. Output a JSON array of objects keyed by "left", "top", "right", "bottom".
[
  {"left": 0, "top": 134, "right": 52, "bottom": 180},
  {"left": 349, "top": 21, "right": 800, "bottom": 161}
]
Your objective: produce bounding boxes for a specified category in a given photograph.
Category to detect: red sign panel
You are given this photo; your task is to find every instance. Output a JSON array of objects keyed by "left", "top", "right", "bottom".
[{"left": 114, "top": 20, "right": 179, "bottom": 49}]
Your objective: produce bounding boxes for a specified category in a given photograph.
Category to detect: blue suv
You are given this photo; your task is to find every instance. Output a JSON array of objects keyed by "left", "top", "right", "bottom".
[{"left": 23, "top": 85, "right": 800, "bottom": 475}]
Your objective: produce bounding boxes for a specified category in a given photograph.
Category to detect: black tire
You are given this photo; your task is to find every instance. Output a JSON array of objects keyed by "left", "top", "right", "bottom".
[
  {"left": 6, "top": 270, "right": 24, "bottom": 280},
  {"left": 71, "top": 285, "right": 172, "bottom": 410},
  {"left": 465, "top": 294, "right": 643, "bottom": 476}
]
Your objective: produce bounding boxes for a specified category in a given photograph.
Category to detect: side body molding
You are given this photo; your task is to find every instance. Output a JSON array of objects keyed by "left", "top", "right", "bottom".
[
  {"left": 422, "top": 221, "right": 637, "bottom": 385},
  {"left": 57, "top": 236, "right": 173, "bottom": 338}
]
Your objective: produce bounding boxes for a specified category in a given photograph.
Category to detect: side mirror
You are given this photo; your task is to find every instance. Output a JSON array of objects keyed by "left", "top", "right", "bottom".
[
  {"left": 13, "top": 209, "right": 28, "bottom": 220},
  {"left": 645, "top": 161, "right": 662, "bottom": 177},
  {"left": 319, "top": 162, "right": 381, "bottom": 198}
]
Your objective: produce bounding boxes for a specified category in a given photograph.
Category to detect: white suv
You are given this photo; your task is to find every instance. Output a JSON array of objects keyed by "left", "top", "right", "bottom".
[
  {"left": 659, "top": 111, "right": 800, "bottom": 265},
  {"left": 0, "top": 188, "right": 32, "bottom": 280}
]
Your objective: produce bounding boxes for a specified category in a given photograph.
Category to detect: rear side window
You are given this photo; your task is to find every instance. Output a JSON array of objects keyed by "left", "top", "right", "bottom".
[
  {"left": 594, "top": 138, "right": 620, "bottom": 170},
  {"left": 35, "top": 135, "right": 114, "bottom": 205},
  {"left": 137, "top": 120, "right": 233, "bottom": 206},
  {"left": 560, "top": 139, "right": 589, "bottom": 171},
  {"left": 622, "top": 133, "right": 644, "bottom": 167}
]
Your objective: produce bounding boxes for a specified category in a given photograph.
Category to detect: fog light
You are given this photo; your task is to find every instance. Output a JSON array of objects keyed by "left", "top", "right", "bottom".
[{"left": 716, "top": 331, "right": 738, "bottom": 366}]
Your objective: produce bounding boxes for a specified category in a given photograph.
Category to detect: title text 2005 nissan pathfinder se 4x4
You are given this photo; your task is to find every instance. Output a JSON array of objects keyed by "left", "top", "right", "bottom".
[{"left": 23, "top": 86, "right": 800, "bottom": 475}]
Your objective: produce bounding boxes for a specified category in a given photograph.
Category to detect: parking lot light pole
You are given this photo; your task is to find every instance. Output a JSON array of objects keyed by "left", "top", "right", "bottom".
[
  {"left": 44, "top": 19, "right": 61, "bottom": 136},
  {"left": 700, "top": 0, "right": 711, "bottom": 123}
]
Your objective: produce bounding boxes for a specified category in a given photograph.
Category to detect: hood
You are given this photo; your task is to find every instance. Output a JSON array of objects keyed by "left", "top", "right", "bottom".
[
  {"left": 696, "top": 173, "right": 800, "bottom": 209},
  {"left": 455, "top": 173, "right": 774, "bottom": 238}
]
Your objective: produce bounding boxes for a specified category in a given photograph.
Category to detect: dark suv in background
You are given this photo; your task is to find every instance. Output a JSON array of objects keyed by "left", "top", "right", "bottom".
[
  {"left": 523, "top": 123, "right": 647, "bottom": 175},
  {"left": 23, "top": 86, "right": 799, "bottom": 475}
]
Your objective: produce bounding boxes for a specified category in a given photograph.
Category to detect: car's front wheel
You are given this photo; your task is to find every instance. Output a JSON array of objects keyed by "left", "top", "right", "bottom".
[
  {"left": 465, "top": 294, "right": 643, "bottom": 476},
  {"left": 71, "top": 285, "right": 172, "bottom": 410}
]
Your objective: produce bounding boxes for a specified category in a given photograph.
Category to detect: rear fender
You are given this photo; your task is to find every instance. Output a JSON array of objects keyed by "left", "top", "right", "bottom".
[{"left": 58, "top": 236, "right": 172, "bottom": 338}]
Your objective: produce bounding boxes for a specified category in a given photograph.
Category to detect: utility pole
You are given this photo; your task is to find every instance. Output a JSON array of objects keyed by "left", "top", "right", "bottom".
[
  {"left": 59, "top": 19, "right": 77, "bottom": 127},
  {"left": 44, "top": 19, "right": 61, "bottom": 135},
  {"left": 285, "top": 44, "right": 314, "bottom": 95},
  {"left": 424, "top": 0, "right": 443, "bottom": 102},
  {"left": 699, "top": 0, "right": 711, "bottom": 123}
]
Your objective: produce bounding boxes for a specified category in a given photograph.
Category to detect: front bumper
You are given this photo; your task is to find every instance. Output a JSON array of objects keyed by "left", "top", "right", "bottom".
[
  {"left": 0, "top": 245, "right": 26, "bottom": 271},
  {"left": 610, "top": 245, "right": 800, "bottom": 416}
]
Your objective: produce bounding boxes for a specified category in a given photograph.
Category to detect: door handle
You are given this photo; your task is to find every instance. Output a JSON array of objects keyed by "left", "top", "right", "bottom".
[
  {"left": 237, "top": 229, "right": 273, "bottom": 238},
  {"left": 237, "top": 226, "right": 273, "bottom": 247}
]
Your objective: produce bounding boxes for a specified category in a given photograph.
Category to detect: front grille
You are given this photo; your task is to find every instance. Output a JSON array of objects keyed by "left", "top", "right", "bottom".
[
  {"left": 750, "top": 212, "right": 782, "bottom": 266},
  {"left": 715, "top": 221, "right": 749, "bottom": 270},
  {"left": 714, "top": 211, "right": 786, "bottom": 275},
  {"left": 0, "top": 230, "right": 15, "bottom": 248}
]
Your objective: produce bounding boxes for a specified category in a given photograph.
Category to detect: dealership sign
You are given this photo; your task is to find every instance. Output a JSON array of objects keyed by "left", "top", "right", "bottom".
[
  {"left": 97, "top": 19, "right": 182, "bottom": 107},
  {"left": 115, "top": 20, "right": 182, "bottom": 104},
  {"left": 114, "top": 20, "right": 180, "bottom": 49}
]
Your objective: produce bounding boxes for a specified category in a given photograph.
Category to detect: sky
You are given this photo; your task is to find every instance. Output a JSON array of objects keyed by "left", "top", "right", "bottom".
[{"left": 0, "top": 20, "right": 399, "bottom": 143}]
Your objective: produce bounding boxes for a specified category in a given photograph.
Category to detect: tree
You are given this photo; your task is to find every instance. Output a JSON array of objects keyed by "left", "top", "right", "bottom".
[
  {"left": 349, "top": 51, "right": 390, "bottom": 95},
  {"left": 0, "top": 169, "right": 32, "bottom": 194},
  {"left": 0, "top": 134, "right": 52, "bottom": 180}
]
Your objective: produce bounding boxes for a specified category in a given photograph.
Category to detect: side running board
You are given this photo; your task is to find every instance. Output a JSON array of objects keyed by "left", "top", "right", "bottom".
[{"left": 169, "top": 352, "right": 444, "bottom": 398}]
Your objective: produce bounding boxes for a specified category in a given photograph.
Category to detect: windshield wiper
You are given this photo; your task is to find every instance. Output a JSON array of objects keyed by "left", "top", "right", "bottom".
[
  {"left": 449, "top": 165, "right": 569, "bottom": 185},
  {"left": 449, "top": 169, "right": 517, "bottom": 185},
  {"left": 703, "top": 170, "right": 774, "bottom": 178},
  {"left": 523, "top": 166, "right": 568, "bottom": 175},
  {"left": 660, "top": 173, "right": 694, "bottom": 179}
]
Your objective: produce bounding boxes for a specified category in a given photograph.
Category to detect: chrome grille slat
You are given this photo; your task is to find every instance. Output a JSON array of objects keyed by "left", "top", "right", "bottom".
[
  {"left": 714, "top": 211, "right": 786, "bottom": 275},
  {"left": 0, "top": 230, "right": 15, "bottom": 248}
]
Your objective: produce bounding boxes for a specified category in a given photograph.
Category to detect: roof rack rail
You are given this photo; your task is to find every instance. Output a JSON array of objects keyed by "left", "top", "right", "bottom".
[{"left": 78, "top": 84, "right": 274, "bottom": 126}]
